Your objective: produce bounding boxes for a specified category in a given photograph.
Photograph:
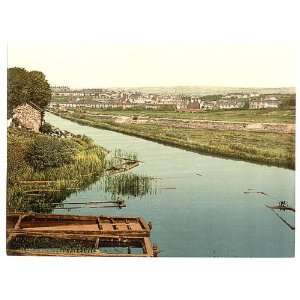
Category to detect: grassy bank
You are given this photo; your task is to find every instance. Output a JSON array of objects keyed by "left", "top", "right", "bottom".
[
  {"left": 55, "top": 112, "right": 295, "bottom": 170},
  {"left": 83, "top": 108, "right": 296, "bottom": 124},
  {"left": 7, "top": 127, "right": 107, "bottom": 213}
]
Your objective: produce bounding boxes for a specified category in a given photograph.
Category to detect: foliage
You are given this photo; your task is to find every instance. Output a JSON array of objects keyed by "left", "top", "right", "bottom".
[
  {"left": 278, "top": 94, "right": 296, "bottom": 109},
  {"left": 26, "top": 136, "right": 77, "bottom": 170},
  {"left": 80, "top": 134, "right": 93, "bottom": 145},
  {"left": 7, "top": 67, "right": 51, "bottom": 118},
  {"left": 40, "top": 122, "right": 53, "bottom": 134},
  {"left": 7, "top": 128, "right": 107, "bottom": 212}
]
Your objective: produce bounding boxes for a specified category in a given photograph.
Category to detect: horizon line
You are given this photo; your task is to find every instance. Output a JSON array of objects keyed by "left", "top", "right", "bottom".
[{"left": 49, "top": 84, "right": 296, "bottom": 90}]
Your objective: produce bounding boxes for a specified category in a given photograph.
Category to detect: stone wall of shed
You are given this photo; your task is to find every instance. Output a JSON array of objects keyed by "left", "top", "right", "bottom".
[{"left": 13, "top": 104, "right": 42, "bottom": 132}]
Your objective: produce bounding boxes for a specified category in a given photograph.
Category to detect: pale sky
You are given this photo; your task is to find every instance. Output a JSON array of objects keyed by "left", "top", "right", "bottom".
[
  {"left": 8, "top": 42, "right": 295, "bottom": 89},
  {"left": 4, "top": 0, "right": 297, "bottom": 89}
]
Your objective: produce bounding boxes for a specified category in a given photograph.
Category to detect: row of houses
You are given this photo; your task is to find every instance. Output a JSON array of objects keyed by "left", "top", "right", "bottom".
[
  {"left": 177, "top": 96, "right": 280, "bottom": 111},
  {"left": 49, "top": 99, "right": 160, "bottom": 110},
  {"left": 51, "top": 86, "right": 182, "bottom": 105},
  {"left": 50, "top": 86, "right": 281, "bottom": 111},
  {"left": 49, "top": 96, "right": 281, "bottom": 112}
]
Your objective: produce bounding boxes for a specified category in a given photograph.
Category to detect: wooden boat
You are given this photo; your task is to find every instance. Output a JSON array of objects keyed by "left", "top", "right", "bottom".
[
  {"left": 7, "top": 213, "right": 159, "bottom": 257},
  {"left": 265, "top": 205, "right": 295, "bottom": 212}
]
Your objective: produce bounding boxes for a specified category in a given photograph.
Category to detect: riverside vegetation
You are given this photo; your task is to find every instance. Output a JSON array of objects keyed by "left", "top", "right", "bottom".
[
  {"left": 7, "top": 127, "right": 107, "bottom": 212},
  {"left": 7, "top": 125, "right": 155, "bottom": 213},
  {"left": 54, "top": 111, "right": 295, "bottom": 169}
]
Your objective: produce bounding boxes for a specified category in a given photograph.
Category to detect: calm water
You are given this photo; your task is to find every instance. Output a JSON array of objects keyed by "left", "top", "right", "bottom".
[{"left": 46, "top": 113, "right": 295, "bottom": 257}]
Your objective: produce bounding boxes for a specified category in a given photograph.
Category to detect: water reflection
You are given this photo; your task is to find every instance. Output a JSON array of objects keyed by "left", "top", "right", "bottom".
[{"left": 14, "top": 175, "right": 100, "bottom": 213}]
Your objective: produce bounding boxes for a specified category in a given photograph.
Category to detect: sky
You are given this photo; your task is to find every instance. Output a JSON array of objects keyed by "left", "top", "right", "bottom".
[
  {"left": 8, "top": 42, "right": 295, "bottom": 89},
  {"left": 5, "top": 0, "right": 297, "bottom": 89}
]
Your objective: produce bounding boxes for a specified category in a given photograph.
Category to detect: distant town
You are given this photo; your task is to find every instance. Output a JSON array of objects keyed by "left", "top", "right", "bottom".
[{"left": 49, "top": 86, "right": 292, "bottom": 112}]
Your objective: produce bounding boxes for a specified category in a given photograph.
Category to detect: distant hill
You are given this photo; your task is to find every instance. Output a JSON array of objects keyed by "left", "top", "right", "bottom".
[{"left": 117, "top": 86, "right": 295, "bottom": 96}]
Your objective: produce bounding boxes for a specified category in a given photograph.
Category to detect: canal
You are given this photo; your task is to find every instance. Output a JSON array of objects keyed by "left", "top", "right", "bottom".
[{"left": 46, "top": 113, "right": 295, "bottom": 257}]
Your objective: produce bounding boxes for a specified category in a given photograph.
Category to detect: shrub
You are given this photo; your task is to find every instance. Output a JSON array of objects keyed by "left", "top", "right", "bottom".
[
  {"left": 26, "top": 136, "right": 77, "bottom": 170},
  {"left": 40, "top": 122, "right": 53, "bottom": 134}
]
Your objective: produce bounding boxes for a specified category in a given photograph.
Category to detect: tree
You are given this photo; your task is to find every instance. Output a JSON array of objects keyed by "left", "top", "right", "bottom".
[
  {"left": 7, "top": 67, "right": 51, "bottom": 118},
  {"left": 7, "top": 68, "right": 29, "bottom": 117}
]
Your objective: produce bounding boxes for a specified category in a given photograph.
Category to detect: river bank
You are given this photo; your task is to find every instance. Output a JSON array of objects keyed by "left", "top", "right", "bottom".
[
  {"left": 53, "top": 111, "right": 295, "bottom": 170},
  {"left": 7, "top": 126, "right": 141, "bottom": 213}
]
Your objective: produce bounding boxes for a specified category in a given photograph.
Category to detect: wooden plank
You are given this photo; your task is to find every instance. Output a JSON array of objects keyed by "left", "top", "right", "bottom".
[
  {"left": 9, "top": 213, "right": 142, "bottom": 223},
  {"left": 19, "top": 180, "right": 79, "bottom": 184},
  {"left": 95, "top": 238, "right": 100, "bottom": 249},
  {"left": 139, "top": 218, "right": 150, "bottom": 231},
  {"left": 7, "top": 229, "right": 149, "bottom": 239},
  {"left": 14, "top": 214, "right": 28, "bottom": 230},
  {"left": 7, "top": 249, "right": 149, "bottom": 257},
  {"left": 97, "top": 218, "right": 103, "bottom": 231},
  {"left": 6, "top": 233, "right": 16, "bottom": 246},
  {"left": 265, "top": 205, "right": 295, "bottom": 212},
  {"left": 269, "top": 209, "right": 295, "bottom": 230},
  {"left": 143, "top": 237, "right": 154, "bottom": 257}
]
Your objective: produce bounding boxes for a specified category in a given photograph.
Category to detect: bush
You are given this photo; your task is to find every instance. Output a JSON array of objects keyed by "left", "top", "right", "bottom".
[
  {"left": 26, "top": 136, "right": 77, "bottom": 170},
  {"left": 40, "top": 122, "right": 53, "bottom": 134}
]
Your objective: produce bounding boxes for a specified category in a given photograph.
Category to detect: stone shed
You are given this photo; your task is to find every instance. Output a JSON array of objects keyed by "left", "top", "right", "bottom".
[{"left": 12, "top": 102, "right": 43, "bottom": 132}]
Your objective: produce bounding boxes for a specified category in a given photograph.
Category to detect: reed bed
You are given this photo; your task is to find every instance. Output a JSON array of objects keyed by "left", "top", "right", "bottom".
[
  {"left": 101, "top": 173, "right": 156, "bottom": 198},
  {"left": 113, "top": 148, "right": 138, "bottom": 161}
]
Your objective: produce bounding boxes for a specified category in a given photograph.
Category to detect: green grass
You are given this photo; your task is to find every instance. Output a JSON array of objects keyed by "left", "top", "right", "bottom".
[
  {"left": 82, "top": 108, "right": 296, "bottom": 124},
  {"left": 57, "top": 112, "right": 295, "bottom": 170}
]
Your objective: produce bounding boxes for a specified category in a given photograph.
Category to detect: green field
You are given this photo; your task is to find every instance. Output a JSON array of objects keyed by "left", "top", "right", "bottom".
[
  {"left": 84, "top": 108, "right": 296, "bottom": 124},
  {"left": 57, "top": 112, "right": 295, "bottom": 170}
]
